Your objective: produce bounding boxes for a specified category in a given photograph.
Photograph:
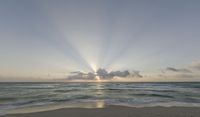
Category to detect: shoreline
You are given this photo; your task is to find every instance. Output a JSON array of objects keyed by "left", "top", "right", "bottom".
[
  {"left": 1, "top": 106, "right": 200, "bottom": 117},
  {"left": 2, "top": 101, "right": 200, "bottom": 116}
]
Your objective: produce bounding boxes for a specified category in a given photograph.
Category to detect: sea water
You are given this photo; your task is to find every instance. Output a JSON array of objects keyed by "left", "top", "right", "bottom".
[{"left": 0, "top": 82, "right": 200, "bottom": 115}]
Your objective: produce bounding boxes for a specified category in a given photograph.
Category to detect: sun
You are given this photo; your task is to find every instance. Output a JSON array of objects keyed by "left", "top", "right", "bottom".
[
  {"left": 89, "top": 62, "right": 101, "bottom": 82},
  {"left": 95, "top": 76, "right": 101, "bottom": 82}
]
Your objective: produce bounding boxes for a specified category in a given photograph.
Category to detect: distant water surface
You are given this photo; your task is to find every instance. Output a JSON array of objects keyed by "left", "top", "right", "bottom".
[{"left": 0, "top": 82, "right": 200, "bottom": 115}]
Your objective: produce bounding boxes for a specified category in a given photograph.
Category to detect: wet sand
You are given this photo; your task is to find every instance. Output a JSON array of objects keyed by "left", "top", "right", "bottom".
[{"left": 1, "top": 106, "right": 200, "bottom": 117}]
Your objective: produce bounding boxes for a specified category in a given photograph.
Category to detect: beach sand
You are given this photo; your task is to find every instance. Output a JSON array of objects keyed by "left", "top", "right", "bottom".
[{"left": 1, "top": 106, "right": 200, "bottom": 117}]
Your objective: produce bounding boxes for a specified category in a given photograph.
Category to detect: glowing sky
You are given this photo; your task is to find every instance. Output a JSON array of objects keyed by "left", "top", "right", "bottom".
[{"left": 0, "top": 0, "right": 200, "bottom": 81}]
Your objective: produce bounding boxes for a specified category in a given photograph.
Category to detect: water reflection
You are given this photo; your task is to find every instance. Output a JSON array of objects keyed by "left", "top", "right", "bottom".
[
  {"left": 95, "top": 100, "right": 105, "bottom": 108},
  {"left": 94, "top": 83, "right": 105, "bottom": 108}
]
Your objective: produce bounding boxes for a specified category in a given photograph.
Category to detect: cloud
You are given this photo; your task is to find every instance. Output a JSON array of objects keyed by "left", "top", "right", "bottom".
[
  {"left": 173, "top": 73, "right": 198, "bottom": 78},
  {"left": 96, "top": 68, "right": 130, "bottom": 79},
  {"left": 96, "top": 68, "right": 109, "bottom": 78},
  {"left": 159, "top": 62, "right": 200, "bottom": 79},
  {"left": 129, "top": 70, "right": 143, "bottom": 78},
  {"left": 165, "top": 67, "right": 192, "bottom": 73},
  {"left": 67, "top": 71, "right": 95, "bottom": 80},
  {"left": 67, "top": 68, "right": 141, "bottom": 80},
  {"left": 190, "top": 60, "right": 200, "bottom": 70},
  {"left": 159, "top": 73, "right": 199, "bottom": 79},
  {"left": 109, "top": 70, "right": 130, "bottom": 78}
]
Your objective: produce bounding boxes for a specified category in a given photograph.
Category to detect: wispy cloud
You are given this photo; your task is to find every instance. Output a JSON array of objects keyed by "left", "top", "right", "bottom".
[
  {"left": 190, "top": 60, "right": 200, "bottom": 70},
  {"left": 129, "top": 70, "right": 143, "bottom": 78},
  {"left": 158, "top": 60, "right": 200, "bottom": 80},
  {"left": 165, "top": 67, "right": 192, "bottom": 73}
]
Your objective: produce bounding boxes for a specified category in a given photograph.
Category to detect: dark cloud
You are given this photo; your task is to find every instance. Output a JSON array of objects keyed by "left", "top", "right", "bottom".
[
  {"left": 159, "top": 64, "right": 200, "bottom": 79},
  {"left": 96, "top": 68, "right": 109, "bottom": 78},
  {"left": 109, "top": 70, "right": 130, "bottom": 78},
  {"left": 96, "top": 68, "right": 130, "bottom": 79},
  {"left": 67, "top": 71, "right": 95, "bottom": 80},
  {"left": 166, "top": 67, "right": 192, "bottom": 73},
  {"left": 70, "top": 71, "right": 83, "bottom": 74},
  {"left": 130, "top": 70, "right": 143, "bottom": 78},
  {"left": 67, "top": 68, "right": 140, "bottom": 80}
]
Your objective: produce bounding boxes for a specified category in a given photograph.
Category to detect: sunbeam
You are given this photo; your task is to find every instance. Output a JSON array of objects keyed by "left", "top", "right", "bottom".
[{"left": 0, "top": 0, "right": 200, "bottom": 82}]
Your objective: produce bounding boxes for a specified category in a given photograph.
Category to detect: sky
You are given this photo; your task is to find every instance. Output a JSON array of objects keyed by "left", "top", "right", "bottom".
[{"left": 0, "top": 0, "right": 200, "bottom": 82}]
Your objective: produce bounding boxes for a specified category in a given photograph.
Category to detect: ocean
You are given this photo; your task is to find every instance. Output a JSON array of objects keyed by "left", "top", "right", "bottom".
[{"left": 0, "top": 82, "right": 200, "bottom": 115}]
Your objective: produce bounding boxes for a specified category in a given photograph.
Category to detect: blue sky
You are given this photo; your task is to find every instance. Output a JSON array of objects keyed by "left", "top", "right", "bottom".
[{"left": 0, "top": 0, "right": 200, "bottom": 81}]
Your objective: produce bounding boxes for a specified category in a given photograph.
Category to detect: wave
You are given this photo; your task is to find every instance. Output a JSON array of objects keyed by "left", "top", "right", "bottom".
[{"left": 0, "top": 82, "right": 200, "bottom": 116}]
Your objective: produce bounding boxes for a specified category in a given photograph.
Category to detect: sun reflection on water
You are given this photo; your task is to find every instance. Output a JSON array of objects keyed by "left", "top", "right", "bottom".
[{"left": 94, "top": 83, "right": 105, "bottom": 108}]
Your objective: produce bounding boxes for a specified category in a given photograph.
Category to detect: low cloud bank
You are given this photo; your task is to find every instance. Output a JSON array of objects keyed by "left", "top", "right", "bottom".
[{"left": 67, "top": 68, "right": 143, "bottom": 80}]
